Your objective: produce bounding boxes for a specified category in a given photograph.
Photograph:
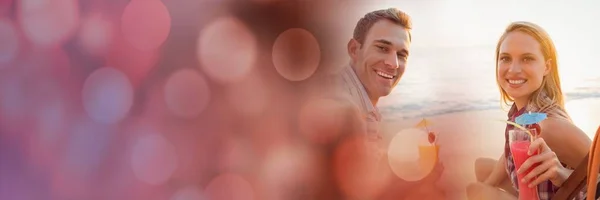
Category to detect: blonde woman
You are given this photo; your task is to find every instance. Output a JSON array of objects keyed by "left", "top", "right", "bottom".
[{"left": 467, "top": 21, "right": 591, "bottom": 200}]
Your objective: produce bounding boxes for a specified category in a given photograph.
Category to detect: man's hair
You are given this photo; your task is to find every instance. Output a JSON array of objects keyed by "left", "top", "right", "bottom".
[{"left": 352, "top": 8, "right": 412, "bottom": 45}]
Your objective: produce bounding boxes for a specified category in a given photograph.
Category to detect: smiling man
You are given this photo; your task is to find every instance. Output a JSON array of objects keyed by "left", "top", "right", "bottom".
[
  {"left": 340, "top": 8, "right": 411, "bottom": 157},
  {"left": 347, "top": 9, "right": 410, "bottom": 105},
  {"left": 336, "top": 8, "right": 446, "bottom": 199}
]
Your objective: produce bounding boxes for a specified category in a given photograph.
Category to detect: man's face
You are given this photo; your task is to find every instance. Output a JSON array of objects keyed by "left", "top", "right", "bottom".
[{"left": 348, "top": 19, "right": 411, "bottom": 101}]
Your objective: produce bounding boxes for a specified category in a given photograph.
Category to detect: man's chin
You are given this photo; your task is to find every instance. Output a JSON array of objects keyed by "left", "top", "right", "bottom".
[{"left": 379, "top": 89, "right": 393, "bottom": 97}]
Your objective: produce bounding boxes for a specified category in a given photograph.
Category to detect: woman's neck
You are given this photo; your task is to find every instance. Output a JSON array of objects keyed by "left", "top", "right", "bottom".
[{"left": 514, "top": 96, "right": 530, "bottom": 111}]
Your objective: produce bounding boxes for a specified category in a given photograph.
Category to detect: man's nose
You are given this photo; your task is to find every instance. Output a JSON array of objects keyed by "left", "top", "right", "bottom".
[{"left": 384, "top": 54, "right": 399, "bottom": 69}]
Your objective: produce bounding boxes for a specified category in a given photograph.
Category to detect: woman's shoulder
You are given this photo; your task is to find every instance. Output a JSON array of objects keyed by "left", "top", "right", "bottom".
[
  {"left": 538, "top": 109, "right": 591, "bottom": 168},
  {"left": 539, "top": 115, "right": 589, "bottom": 146},
  {"left": 540, "top": 116, "right": 574, "bottom": 133},
  {"left": 527, "top": 101, "right": 571, "bottom": 121},
  {"left": 532, "top": 102, "right": 586, "bottom": 139}
]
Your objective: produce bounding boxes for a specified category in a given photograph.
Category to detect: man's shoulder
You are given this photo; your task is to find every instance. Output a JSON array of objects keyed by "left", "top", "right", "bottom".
[{"left": 307, "top": 68, "right": 360, "bottom": 107}]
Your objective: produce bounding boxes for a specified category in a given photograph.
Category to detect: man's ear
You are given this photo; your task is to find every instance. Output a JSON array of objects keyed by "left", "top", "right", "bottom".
[{"left": 347, "top": 38, "right": 360, "bottom": 62}]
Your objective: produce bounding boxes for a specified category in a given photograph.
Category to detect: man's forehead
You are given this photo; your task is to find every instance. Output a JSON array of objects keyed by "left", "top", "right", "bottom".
[{"left": 364, "top": 20, "right": 410, "bottom": 47}]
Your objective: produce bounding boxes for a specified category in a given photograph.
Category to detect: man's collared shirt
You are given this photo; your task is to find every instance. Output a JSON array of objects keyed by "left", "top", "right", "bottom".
[{"left": 338, "top": 65, "right": 383, "bottom": 144}]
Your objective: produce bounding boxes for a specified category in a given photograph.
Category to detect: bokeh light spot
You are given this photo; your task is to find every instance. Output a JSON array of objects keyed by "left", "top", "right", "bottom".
[
  {"left": 387, "top": 128, "right": 437, "bottom": 181},
  {"left": 78, "top": 13, "right": 114, "bottom": 56},
  {"left": 217, "top": 137, "right": 256, "bottom": 173},
  {"left": 82, "top": 67, "right": 134, "bottom": 124},
  {"left": 205, "top": 173, "right": 254, "bottom": 200},
  {"left": 272, "top": 28, "right": 321, "bottom": 81},
  {"left": 130, "top": 132, "right": 178, "bottom": 185},
  {"left": 164, "top": 68, "right": 211, "bottom": 118},
  {"left": 0, "top": 19, "right": 19, "bottom": 65},
  {"left": 198, "top": 16, "right": 257, "bottom": 84},
  {"left": 259, "top": 145, "right": 320, "bottom": 200},
  {"left": 107, "top": 35, "right": 159, "bottom": 88},
  {"left": 17, "top": 0, "right": 79, "bottom": 47},
  {"left": 121, "top": 0, "right": 171, "bottom": 51}
]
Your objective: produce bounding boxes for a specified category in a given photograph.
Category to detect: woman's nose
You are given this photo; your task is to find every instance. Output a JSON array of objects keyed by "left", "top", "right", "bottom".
[{"left": 507, "top": 62, "right": 522, "bottom": 73}]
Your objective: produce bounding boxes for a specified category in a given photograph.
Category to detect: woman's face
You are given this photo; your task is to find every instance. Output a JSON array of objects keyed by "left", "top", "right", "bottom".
[{"left": 497, "top": 31, "right": 550, "bottom": 103}]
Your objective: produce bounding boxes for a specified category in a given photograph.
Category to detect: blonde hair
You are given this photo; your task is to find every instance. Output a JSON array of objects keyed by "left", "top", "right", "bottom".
[{"left": 495, "top": 21, "right": 570, "bottom": 120}]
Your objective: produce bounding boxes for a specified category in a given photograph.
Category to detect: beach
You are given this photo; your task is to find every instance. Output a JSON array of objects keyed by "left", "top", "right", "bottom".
[{"left": 379, "top": 98, "right": 600, "bottom": 199}]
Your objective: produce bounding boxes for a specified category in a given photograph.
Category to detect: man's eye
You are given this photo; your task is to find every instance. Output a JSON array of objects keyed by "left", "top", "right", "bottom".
[{"left": 397, "top": 53, "right": 407, "bottom": 60}]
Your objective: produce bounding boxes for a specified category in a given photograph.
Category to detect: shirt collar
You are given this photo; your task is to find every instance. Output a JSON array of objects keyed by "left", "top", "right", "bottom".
[{"left": 344, "top": 66, "right": 382, "bottom": 121}]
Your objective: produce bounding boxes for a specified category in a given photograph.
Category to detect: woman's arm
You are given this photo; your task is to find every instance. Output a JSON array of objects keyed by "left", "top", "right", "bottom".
[
  {"left": 519, "top": 117, "right": 591, "bottom": 187},
  {"left": 541, "top": 118, "right": 590, "bottom": 167},
  {"left": 540, "top": 118, "right": 590, "bottom": 185},
  {"left": 484, "top": 154, "right": 508, "bottom": 187}
]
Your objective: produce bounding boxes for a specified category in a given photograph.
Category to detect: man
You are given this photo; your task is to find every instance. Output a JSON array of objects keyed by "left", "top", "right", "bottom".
[
  {"left": 337, "top": 8, "right": 445, "bottom": 199},
  {"left": 341, "top": 7, "right": 411, "bottom": 156}
]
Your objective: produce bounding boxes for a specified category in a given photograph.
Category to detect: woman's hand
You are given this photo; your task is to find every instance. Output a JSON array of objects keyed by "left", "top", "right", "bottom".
[{"left": 517, "top": 138, "right": 568, "bottom": 187}]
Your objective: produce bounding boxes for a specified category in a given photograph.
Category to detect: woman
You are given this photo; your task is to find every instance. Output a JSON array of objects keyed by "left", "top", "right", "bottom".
[{"left": 467, "top": 21, "right": 591, "bottom": 200}]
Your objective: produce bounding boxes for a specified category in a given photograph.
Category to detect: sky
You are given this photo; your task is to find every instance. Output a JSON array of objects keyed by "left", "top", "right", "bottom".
[
  {"left": 334, "top": 0, "right": 600, "bottom": 95},
  {"left": 347, "top": 0, "right": 600, "bottom": 48}
]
